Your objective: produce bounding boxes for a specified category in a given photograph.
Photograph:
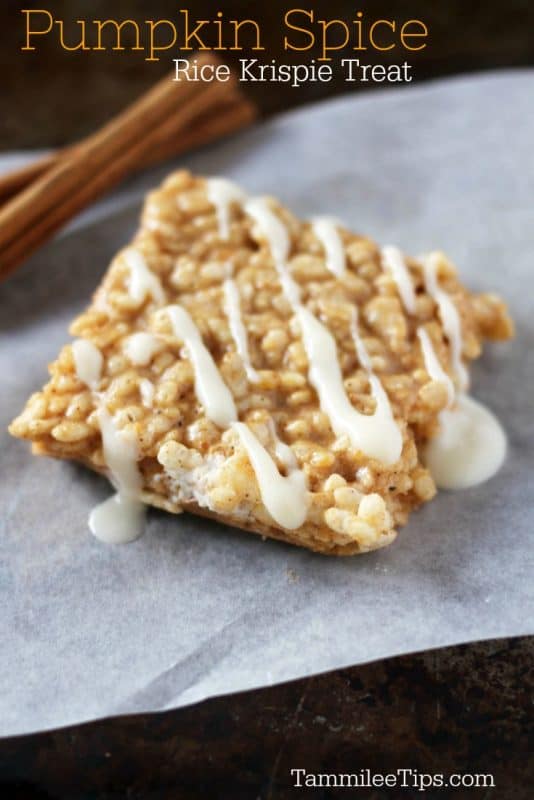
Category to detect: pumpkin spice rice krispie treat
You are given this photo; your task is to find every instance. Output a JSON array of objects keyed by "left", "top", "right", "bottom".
[{"left": 9, "top": 171, "right": 513, "bottom": 554}]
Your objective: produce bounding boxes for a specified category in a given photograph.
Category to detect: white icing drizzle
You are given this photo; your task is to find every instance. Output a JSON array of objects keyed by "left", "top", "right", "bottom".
[
  {"left": 350, "top": 309, "right": 373, "bottom": 373},
  {"left": 421, "top": 252, "right": 469, "bottom": 391},
  {"left": 72, "top": 339, "right": 148, "bottom": 542},
  {"left": 350, "top": 309, "right": 403, "bottom": 463},
  {"left": 82, "top": 260, "right": 167, "bottom": 541},
  {"left": 72, "top": 339, "right": 103, "bottom": 389},
  {"left": 124, "top": 248, "right": 165, "bottom": 305},
  {"left": 311, "top": 217, "right": 346, "bottom": 277},
  {"left": 244, "top": 197, "right": 402, "bottom": 465},
  {"left": 244, "top": 198, "right": 298, "bottom": 303},
  {"left": 223, "top": 277, "right": 259, "bottom": 383},
  {"left": 231, "top": 421, "right": 308, "bottom": 530},
  {"left": 267, "top": 418, "right": 299, "bottom": 472},
  {"left": 381, "top": 245, "right": 417, "bottom": 315},
  {"left": 206, "top": 177, "right": 246, "bottom": 240},
  {"left": 98, "top": 408, "right": 142, "bottom": 495},
  {"left": 165, "top": 305, "right": 237, "bottom": 428},
  {"left": 298, "top": 307, "right": 401, "bottom": 463},
  {"left": 376, "top": 245, "right": 507, "bottom": 489},
  {"left": 123, "top": 332, "right": 163, "bottom": 366},
  {"left": 162, "top": 298, "right": 308, "bottom": 528},
  {"left": 417, "top": 327, "right": 455, "bottom": 407},
  {"left": 139, "top": 378, "right": 155, "bottom": 408},
  {"left": 88, "top": 407, "right": 145, "bottom": 544},
  {"left": 424, "top": 395, "right": 506, "bottom": 490}
]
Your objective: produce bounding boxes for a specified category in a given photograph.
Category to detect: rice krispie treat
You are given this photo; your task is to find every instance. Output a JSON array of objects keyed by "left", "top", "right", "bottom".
[{"left": 9, "top": 171, "right": 513, "bottom": 554}]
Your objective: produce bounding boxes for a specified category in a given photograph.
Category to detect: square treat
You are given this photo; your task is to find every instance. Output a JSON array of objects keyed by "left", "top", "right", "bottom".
[{"left": 9, "top": 171, "right": 513, "bottom": 554}]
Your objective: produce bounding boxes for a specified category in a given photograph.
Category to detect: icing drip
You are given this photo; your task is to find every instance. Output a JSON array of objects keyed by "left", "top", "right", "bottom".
[
  {"left": 417, "top": 327, "right": 455, "bottom": 407},
  {"left": 311, "top": 217, "right": 346, "bottom": 277},
  {"left": 244, "top": 197, "right": 402, "bottom": 465},
  {"left": 88, "top": 407, "right": 145, "bottom": 544},
  {"left": 424, "top": 395, "right": 506, "bottom": 490},
  {"left": 376, "top": 245, "right": 507, "bottom": 488},
  {"left": 165, "top": 305, "right": 237, "bottom": 428},
  {"left": 124, "top": 332, "right": 163, "bottom": 366},
  {"left": 421, "top": 252, "right": 468, "bottom": 391},
  {"left": 89, "top": 494, "right": 145, "bottom": 545},
  {"left": 124, "top": 248, "right": 165, "bottom": 305},
  {"left": 223, "top": 278, "right": 259, "bottom": 383},
  {"left": 98, "top": 408, "right": 142, "bottom": 496},
  {"left": 381, "top": 245, "right": 417, "bottom": 315},
  {"left": 72, "top": 338, "right": 147, "bottom": 542},
  {"left": 72, "top": 339, "right": 103, "bottom": 389},
  {"left": 414, "top": 254, "right": 506, "bottom": 488},
  {"left": 232, "top": 422, "right": 308, "bottom": 529},
  {"left": 206, "top": 177, "right": 246, "bottom": 240}
]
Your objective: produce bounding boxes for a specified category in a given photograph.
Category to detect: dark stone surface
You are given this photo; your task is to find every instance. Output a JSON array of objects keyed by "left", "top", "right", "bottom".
[
  {"left": 1, "top": 2, "right": 532, "bottom": 796},
  {"left": 1, "top": 639, "right": 533, "bottom": 799}
]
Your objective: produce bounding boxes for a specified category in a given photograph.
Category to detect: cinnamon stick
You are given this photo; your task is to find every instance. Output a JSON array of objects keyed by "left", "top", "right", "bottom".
[
  {"left": 155, "top": 96, "right": 256, "bottom": 158},
  {"left": 0, "top": 54, "right": 257, "bottom": 279},
  {"left": 0, "top": 154, "right": 60, "bottom": 204},
  {"left": 0, "top": 89, "right": 254, "bottom": 206},
  {"left": 0, "top": 94, "right": 256, "bottom": 280},
  {"left": 0, "top": 53, "right": 238, "bottom": 253}
]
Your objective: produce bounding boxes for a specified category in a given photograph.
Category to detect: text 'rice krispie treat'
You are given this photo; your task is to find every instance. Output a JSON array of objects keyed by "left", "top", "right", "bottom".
[{"left": 9, "top": 171, "right": 513, "bottom": 554}]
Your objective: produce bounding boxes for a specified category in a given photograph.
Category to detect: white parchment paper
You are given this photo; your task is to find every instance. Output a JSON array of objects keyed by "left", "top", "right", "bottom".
[{"left": 1, "top": 71, "right": 533, "bottom": 737}]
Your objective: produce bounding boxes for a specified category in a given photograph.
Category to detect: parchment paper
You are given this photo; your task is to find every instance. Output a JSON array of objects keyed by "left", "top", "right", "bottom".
[{"left": 1, "top": 71, "right": 533, "bottom": 737}]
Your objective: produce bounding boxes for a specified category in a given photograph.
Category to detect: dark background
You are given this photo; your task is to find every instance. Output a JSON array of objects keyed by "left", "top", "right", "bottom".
[
  {"left": 2, "top": 0, "right": 534, "bottom": 146},
  {"left": 1, "top": 1, "right": 533, "bottom": 798}
]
